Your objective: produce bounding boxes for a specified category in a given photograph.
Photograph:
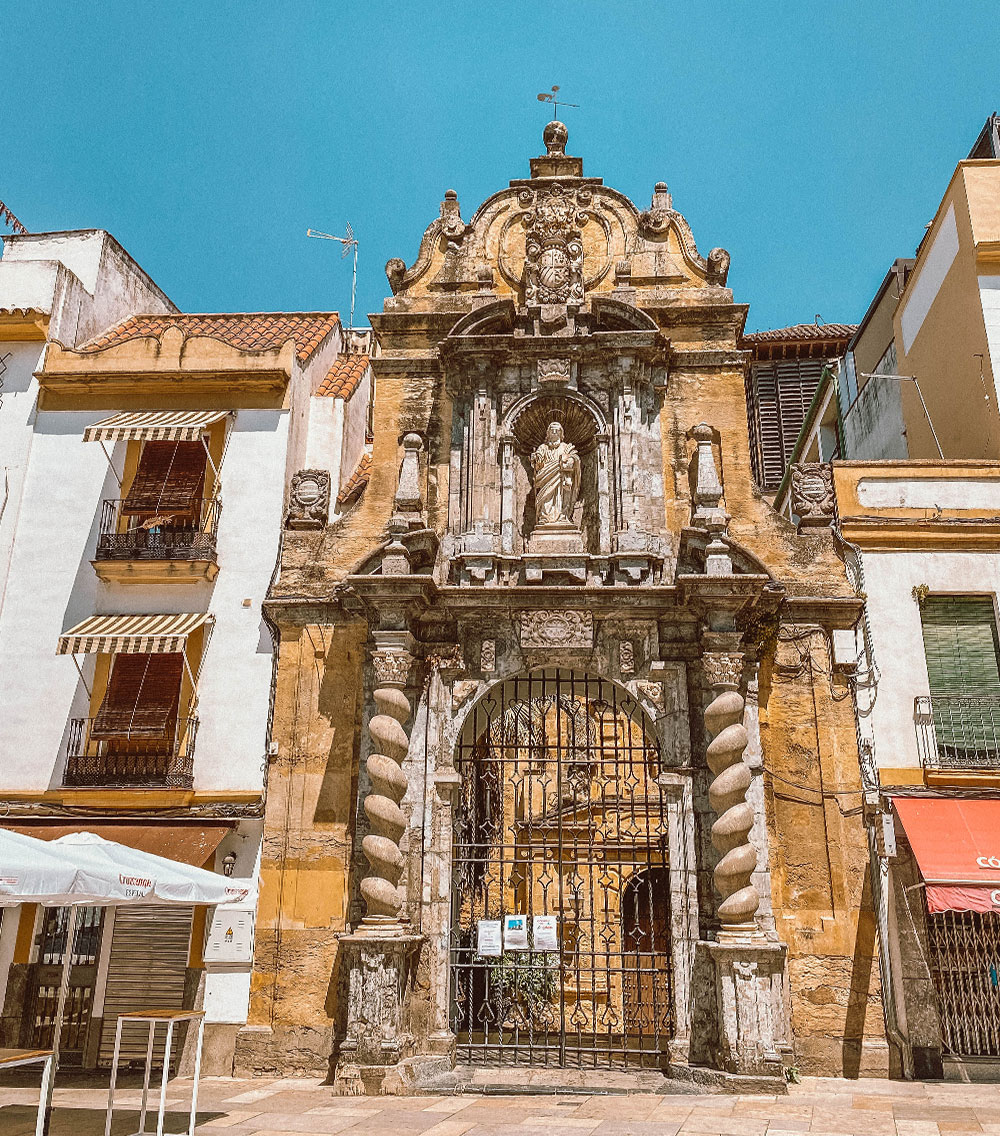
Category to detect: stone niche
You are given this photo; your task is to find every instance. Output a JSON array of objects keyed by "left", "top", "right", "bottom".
[{"left": 442, "top": 306, "right": 672, "bottom": 589}]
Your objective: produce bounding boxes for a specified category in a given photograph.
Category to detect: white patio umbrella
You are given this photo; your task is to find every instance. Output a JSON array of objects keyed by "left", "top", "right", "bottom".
[{"left": 0, "top": 828, "right": 255, "bottom": 1090}]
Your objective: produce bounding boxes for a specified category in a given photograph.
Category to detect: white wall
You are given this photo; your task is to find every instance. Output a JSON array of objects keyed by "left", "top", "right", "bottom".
[
  {"left": 981, "top": 275, "right": 1000, "bottom": 406},
  {"left": 0, "top": 408, "right": 287, "bottom": 794},
  {"left": 860, "top": 549, "right": 1000, "bottom": 774},
  {"left": 0, "top": 341, "right": 46, "bottom": 618}
]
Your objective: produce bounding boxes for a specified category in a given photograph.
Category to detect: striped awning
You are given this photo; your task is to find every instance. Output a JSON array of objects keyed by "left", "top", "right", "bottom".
[
  {"left": 83, "top": 410, "right": 229, "bottom": 443},
  {"left": 57, "top": 612, "right": 213, "bottom": 655}
]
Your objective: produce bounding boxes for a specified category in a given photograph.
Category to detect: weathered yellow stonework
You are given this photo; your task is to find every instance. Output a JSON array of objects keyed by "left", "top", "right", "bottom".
[{"left": 245, "top": 125, "right": 883, "bottom": 1084}]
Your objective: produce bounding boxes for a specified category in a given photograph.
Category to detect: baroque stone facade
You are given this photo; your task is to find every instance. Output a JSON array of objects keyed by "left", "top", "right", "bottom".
[{"left": 244, "top": 125, "right": 884, "bottom": 1087}]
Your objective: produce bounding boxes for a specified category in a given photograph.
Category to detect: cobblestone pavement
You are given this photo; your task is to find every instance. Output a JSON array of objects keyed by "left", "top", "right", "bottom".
[{"left": 3, "top": 1074, "right": 1000, "bottom": 1135}]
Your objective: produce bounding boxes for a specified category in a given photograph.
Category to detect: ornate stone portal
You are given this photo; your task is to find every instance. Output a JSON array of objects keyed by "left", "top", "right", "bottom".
[{"left": 255, "top": 120, "right": 879, "bottom": 1091}]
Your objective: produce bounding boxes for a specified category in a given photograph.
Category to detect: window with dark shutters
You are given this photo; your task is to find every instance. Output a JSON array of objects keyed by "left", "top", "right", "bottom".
[
  {"left": 91, "top": 653, "right": 184, "bottom": 739},
  {"left": 747, "top": 358, "right": 827, "bottom": 488},
  {"left": 122, "top": 441, "right": 207, "bottom": 517}
]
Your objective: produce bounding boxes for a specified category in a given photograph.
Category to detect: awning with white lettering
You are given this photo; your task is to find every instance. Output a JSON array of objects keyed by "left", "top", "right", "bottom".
[
  {"left": 83, "top": 410, "right": 229, "bottom": 443},
  {"left": 893, "top": 797, "right": 1000, "bottom": 913},
  {"left": 57, "top": 612, "right": 213, "bottom": 655}
]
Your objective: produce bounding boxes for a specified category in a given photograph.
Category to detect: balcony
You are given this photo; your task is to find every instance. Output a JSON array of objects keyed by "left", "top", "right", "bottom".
[
  {"left": 63, "top": 716, "right": 198, "bottom": 788},
  {"left": 915, "top": 695, "right": 1000, "bottom": 772},
  {"left": 93, "top": 498, "right": 220, "bottom": 583}
]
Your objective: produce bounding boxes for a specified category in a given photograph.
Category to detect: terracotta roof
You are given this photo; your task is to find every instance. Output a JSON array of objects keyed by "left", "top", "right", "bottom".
[
  {"left": 742, "top": 323, "right": 857, "bottom": 343},
  {"left": 317, "top": 353, "right": 370, "bottom": 399},
  {"left": 78, "top": 312, "right": 340, "bottom": 365},
  {"left": 337, "top": 451, "right": 372, "bottom": 508}
]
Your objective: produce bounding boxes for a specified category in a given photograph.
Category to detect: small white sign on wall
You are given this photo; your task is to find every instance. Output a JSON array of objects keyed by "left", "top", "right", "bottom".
[{"left": 204, "top": 906, "right": 256, "bottom": 964}]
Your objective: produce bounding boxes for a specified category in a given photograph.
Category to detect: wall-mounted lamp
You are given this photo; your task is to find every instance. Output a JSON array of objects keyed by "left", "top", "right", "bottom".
[{"left": 222, "top": 851, "right": 237, "bottom": 877}]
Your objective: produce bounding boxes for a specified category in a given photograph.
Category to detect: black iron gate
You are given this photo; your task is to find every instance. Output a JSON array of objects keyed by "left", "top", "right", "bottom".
[{"left": 450, "top": 669, "right": 673, "bottom": 1068}]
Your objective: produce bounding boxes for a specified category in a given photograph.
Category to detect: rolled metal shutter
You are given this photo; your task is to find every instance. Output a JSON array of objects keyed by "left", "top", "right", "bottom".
[{"left": 98, "top": 905, "right": 193, "bottom": 1065}]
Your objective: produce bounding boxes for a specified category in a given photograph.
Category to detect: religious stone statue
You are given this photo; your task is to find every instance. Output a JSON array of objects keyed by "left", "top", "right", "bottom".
[{"left": 530, "top": 422, "right": 580, "bottom": 527}]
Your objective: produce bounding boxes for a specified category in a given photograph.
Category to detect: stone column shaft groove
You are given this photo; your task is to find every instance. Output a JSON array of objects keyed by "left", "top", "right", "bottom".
[
  {"left": 703, "top": 651, "right": 760, "bottom": 934},
  {"left": 360, "top": 640, "right": 415, "bottom": 926}
]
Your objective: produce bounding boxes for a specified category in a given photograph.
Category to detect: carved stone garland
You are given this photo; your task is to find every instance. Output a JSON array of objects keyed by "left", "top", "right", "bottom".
[
  {"left": 703, "top": 652, "right": 760, "bottom": 935},
  {"left": 360, "top": 641, "right": 415, "bottom": 927}
]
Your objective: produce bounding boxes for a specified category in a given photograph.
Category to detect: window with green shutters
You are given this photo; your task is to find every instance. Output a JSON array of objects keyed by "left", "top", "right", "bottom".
[{"left": 919, "top": 596, "right": 1000, "bottom": 763}]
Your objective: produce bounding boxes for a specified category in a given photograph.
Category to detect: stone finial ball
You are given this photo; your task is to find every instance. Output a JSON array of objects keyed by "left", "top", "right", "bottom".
[{"left": 543, "top": 120, "right": 568, "bottom": 156}]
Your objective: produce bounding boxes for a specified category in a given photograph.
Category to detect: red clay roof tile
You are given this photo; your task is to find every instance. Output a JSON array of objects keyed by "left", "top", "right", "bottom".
[
  {"left": 337, "top": 451, "right": 372, "bottom": 508},
  {"left": 317, "top": 353, "right": 370, "bottom": 399},
  {"left": 78, "top": 312, "right": 340, "bottom": 365},
  {"left": 742, "top": 323, "right": 857, "bottom": 343}
]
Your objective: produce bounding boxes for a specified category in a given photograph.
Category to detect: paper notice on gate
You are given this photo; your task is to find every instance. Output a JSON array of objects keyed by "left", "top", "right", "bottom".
[
  {"left": 532, "top": 914, "right": 558, "bottom": 951},
  {"left": 477, "top": 919, "right": 502, "bottom": 957},
  {"left": 503, "top": 914, "right": 529, "bottom": 951}
]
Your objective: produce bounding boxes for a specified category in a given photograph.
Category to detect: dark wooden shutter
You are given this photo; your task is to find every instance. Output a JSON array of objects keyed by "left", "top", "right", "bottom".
[
  {"left": 920, "top": 597, "right": 1000, "bottom": 695},
  {"left": 92, "top": 653, "right": 183, "bottom": 739},
  {"left": 122, "top": 441, "right": 206, "bottom": 515}
]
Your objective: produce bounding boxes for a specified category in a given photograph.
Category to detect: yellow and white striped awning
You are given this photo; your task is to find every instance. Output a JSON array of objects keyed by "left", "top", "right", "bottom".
[
  {"left": 57, "top": 612, "right": 214, "bottom": 655},
  {"left": 83, "top": 410, "right": 230, "bottom": 444}
]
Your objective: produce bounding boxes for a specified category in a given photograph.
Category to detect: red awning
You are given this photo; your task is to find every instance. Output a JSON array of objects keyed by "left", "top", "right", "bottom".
[
  {"left": 893, "top": 797, "right": 1000, "bottom": 913},
  {"left": 1, "top": 823, "right": 231, "bottom": 869}
]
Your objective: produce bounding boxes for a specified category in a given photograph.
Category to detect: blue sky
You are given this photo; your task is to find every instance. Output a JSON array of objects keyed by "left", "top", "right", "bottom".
[{"left": 3, "top": 3, "right": 997, "bottom": 332}]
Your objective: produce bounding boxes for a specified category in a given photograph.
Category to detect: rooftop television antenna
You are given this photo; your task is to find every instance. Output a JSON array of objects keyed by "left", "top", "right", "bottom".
[
  {"left": 307, "top": 223, "right": 358, "bottom": 329},
  {"left": 536, "top": 85, "right": 579, "bottom": 121}
]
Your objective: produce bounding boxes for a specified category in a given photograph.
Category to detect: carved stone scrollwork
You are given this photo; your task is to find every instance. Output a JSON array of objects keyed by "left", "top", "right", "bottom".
[
  {"left": 636, "top": 680, "right": 664, "bottom": 711},
  {"left": 619, "top": 640, "right": 635, "bottom": 675},
  {"left": 790, "top": 463, "right": 835, "bottom": 528},
  {"left": 519, "top": 609, "right": 593, "bottom": 649},
  {"left": 703, "top": 651, "right": 761, "bottom": 936},
  {"left": 286, "top": 469, "right": 330, "bottom": 529},
  {"left": 706, "top": 247, "right": 731, "bottom": 286},
  {"left": 480, "top": 639, "right": 496, "bottom": 672},
  {"left": 361, "top": 639, "right": 415, "bottom": 926}
]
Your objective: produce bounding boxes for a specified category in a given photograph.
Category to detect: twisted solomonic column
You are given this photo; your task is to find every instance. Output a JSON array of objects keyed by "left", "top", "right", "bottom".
[
  {"left": 703, "top": 651, "right": 760, "bottom": 937},
  {"left": 360, "top": 641, "right": 415, "bottom": 928}
]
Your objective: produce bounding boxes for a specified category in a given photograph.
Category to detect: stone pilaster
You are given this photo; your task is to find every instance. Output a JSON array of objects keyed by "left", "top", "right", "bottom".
[
  {"left": 334, "top": 630, "right": 425, "bottom": 1093},
  {"left": 702, "top": 650, "right": 789, "bottom": 1083}
]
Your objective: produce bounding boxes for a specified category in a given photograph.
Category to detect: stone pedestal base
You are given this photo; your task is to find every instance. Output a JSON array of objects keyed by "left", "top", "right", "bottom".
[
  {"left": 527, "top": 521, "right": 584, "bottom": 555},
  {"left": 332, "top": 932, "right": 423, "bottom": 1095},
  {"left": 702, "top": 939, "right": 788, "bottom": 1078}
]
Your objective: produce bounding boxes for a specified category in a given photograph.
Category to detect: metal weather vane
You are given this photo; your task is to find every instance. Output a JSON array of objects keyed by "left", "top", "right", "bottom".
[{"left": 536, "top": 85, "right": 579, "bottom": 121}]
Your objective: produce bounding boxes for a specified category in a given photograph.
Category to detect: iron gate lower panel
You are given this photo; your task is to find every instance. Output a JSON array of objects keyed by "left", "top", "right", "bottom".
[{"left": 450, "top": 670, "right": 673, "bottom": 1068}]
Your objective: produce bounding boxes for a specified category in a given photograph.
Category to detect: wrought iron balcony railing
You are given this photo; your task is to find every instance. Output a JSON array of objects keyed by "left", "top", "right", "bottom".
[
  {"left": 95, "top": 498, "right": 220, "bottom": 561},
  {"left": 914, "top": 695, "right": 1000, "bottom": 770},
  {"left": 63, "top": 717, "right": 198, "bottom": 788}
]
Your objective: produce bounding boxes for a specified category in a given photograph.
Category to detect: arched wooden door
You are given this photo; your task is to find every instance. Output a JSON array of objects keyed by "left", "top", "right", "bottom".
[{"left": 621, "top": 868, "right": 672, "bottom": 1036}]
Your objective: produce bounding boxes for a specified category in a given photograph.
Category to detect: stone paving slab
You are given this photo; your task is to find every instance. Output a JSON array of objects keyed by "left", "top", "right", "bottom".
[{"left": 5, "top": 1073, "right": 1000, "bottom": 1135}]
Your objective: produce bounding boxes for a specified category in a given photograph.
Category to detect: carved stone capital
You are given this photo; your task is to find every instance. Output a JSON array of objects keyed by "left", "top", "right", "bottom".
[
  {"left": 703, "top": 651, "right": 743, "bottom": 690},
  {"left": 371, "top": 650, "right": 414, "bottom": 688}
]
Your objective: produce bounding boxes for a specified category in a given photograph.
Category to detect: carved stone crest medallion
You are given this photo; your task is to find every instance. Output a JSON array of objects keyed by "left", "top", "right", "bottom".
[
  {"left": 520, "top": 609, "right": 594, "bottom": 649},
  {"left": 790, "top": 462, "right": 834, "bottom": 527},
  {"left": 286, "top": 469, "right": 331, "bottom": 529}
]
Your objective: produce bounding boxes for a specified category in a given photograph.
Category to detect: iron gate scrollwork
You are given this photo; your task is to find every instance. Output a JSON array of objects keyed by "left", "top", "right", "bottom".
[{"left": 450, "top": 669, "right": 673, "bottom": 1067}]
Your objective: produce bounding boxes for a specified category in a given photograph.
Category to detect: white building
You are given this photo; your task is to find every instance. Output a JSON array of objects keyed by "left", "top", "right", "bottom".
[{"left": 0, "top": 230, "right": 361, "bottom": 1073}]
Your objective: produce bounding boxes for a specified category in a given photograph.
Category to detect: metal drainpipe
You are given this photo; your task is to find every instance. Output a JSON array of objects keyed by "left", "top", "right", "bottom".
[{"left": 834, "top": 524, "right": 913, "bottom": 1078}]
